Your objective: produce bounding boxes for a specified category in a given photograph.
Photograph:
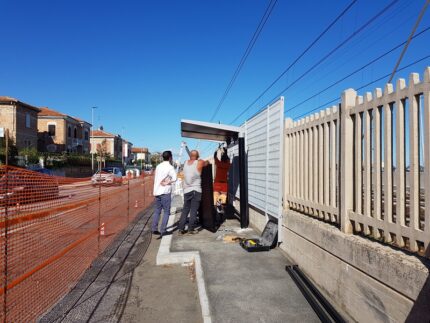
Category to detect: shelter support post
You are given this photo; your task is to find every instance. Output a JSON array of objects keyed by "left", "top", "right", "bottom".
[{"left": 238, "top": 136, "right": 249, "bottom": 228}]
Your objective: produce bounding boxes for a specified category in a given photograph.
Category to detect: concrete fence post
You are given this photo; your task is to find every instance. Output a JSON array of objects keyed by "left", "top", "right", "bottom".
[
  {"left": 284, "top": 118, "right": 293, "bottom": 213},
  {"left": 340, "top": 88, "right": 356, "bottom": 234}
]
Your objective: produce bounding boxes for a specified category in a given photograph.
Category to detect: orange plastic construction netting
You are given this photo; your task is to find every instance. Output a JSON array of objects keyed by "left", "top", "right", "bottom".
[{"left": 0, "top": 166, "right": 154, "bottom": 322}]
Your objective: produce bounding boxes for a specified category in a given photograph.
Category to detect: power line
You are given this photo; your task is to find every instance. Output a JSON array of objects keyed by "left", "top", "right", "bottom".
[
  {"left": 293, "top": 54, "right": 430, "bottom": 119},
  {"left": 231, "top": 0, "right": 399, "bottom": 124},
  {"left": 209, "top": 0, "right": 278, "bottom": 122},
  {"left": 228, "top": 0, "right": 358, "bottom": 124},
  {"left": 288, "top": 0, "right": 415, "bottom": 99},
  {"left": 388, "top": 0, "right": 430, "bottom": 82},
  {"left": 287, "top": 26, "right": 430, "bottom": 113}
]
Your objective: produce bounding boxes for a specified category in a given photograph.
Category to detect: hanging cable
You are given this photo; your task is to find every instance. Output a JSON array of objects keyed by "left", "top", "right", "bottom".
[
  {"left": 230, "top": 0, "right": 399, "bottom": 124},
  {"left": 293, "top": 53, "right": 430, "bottom": 119},
  {"left": 209, "top": 0, "right": 278, "bottom": 122},
  {"left": 388, "top": 0, "right": 430, "bottom": 83},
  {"left": 286, "top": 26, "right": 430, "bottom": 113},
  {"left": 227, "top": 0, "right": 357, "bottom": 124}
]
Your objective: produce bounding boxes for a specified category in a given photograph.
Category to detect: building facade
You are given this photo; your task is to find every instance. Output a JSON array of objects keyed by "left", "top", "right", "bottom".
[
  {"left": 0, "top": 96, "right": 40, "bottom": 150},
  {"left": 122, "top": 140, "right": 133, "bottom": 165},
  {"left": 131, "top": 147, "right": 150, "bottom": 164},
  {"left": 90, "top": 128, "right": 123, "bottom": 160},
  {"left": 37, "top": 107, "right": 91, "bottom": 153}
]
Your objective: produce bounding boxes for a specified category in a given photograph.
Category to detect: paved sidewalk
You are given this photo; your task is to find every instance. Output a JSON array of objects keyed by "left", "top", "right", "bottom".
[
  {"left": 120, "top": 234, "right": 202, "bottom": 323},
  {"left": 169, "top": 214, "right": 320, "bottom": 323},
  {"left": 39, "top": 205, "right": 201, "bottom": 323}
]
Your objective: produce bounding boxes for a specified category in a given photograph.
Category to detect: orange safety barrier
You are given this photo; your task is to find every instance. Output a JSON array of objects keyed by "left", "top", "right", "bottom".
[{"left": 0, "top": 166, "right": 154, "bottom": 322}]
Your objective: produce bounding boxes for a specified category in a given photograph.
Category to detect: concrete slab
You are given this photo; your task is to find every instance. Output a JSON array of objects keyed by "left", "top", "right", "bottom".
[{"left": 169, "top": 215, "right": 320, "bottom": 323}]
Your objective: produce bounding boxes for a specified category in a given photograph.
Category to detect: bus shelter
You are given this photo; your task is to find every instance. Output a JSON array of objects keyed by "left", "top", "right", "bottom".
[{"left": 180, "top": 119, "right": 249, "bottom": 229}]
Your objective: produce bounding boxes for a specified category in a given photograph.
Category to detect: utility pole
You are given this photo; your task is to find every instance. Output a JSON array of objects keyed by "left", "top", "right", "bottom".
[{"left": 91, "top": 106, "right": 97, "bottom": 173}]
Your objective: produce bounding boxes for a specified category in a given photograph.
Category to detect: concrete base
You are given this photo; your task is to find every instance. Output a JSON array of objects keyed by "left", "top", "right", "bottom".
[
  {"left": 232, "top": 200, "right": 267, "bottom": 233},
  {"left": 278, "top": 210, "right": 430, "bottom": 323}
]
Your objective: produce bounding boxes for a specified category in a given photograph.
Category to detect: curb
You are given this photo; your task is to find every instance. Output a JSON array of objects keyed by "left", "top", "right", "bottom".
[{"left": 156, "top": 206, "right": 212, "bottom": 323}]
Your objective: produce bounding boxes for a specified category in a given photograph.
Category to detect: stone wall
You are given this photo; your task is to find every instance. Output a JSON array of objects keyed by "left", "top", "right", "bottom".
[
  {"left": 15, "top": 105, "right": 38, "bottom": 150},
  {"left": 0, "top": 103, "right": 38, "bottom": 150},
  {"left": 50, "top": 166, "right": 93, "bottom": 178},
  {"left": 38, "top": 118, "right": 67, "bottom": 152}
]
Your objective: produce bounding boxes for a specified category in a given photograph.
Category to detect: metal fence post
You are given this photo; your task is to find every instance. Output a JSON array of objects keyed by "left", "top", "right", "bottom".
[
  {"left": 143, "top": 176, "right": 146, "bottom": 208},
  {"left": 98, "top": 165, "right": 101, "bottom": 255},
  {"left": 340, "top": 89, "right": 356, "bottom": 234},
  {"left": 3, "top": 130, "right": 9, "bottom": 323},
  {"left": 127, "top": 178, "right": 130, "bottom": 223}
]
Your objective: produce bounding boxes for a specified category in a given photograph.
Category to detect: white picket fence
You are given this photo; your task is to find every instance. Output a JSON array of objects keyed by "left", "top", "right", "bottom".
[
  {"left": 285, "top": 67, "right": 430, "bottom": 257},
  {"left": 285, "top": 106, "right": 339, "bottom": 223}
]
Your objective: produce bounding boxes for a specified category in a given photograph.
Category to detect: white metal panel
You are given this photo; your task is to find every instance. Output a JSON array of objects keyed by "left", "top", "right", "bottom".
[{"left": 228, "top": 98, "right": 284, "bottom": 219}]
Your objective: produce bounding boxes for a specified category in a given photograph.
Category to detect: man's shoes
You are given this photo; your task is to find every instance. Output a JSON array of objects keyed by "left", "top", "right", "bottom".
[
  {"left": 152, "top": 230, "right": 161, "bottom": 235},
  {"left": 178, "top": 229, "right": 188, "bottom": 235},
  {"left": 188, "top": 229, "right": 198, "bottom": 235}
]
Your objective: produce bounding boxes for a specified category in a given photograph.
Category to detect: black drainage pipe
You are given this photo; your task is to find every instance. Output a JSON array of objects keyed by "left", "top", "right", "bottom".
[{"left": 286, "top": 265, "right": 345, "bottom": 323}]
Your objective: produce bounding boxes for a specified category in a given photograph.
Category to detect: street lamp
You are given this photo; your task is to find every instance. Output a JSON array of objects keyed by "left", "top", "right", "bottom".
[{"left": 91, "top": 106, "right": 98, "bottom": 172}]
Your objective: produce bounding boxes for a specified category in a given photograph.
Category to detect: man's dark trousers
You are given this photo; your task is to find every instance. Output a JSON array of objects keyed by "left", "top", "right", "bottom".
[
  {"left": 152, "top": 193, "right": 171, "bottom": 234},
  {"left": 178, "top": 190, "right": 201, "bottom": 231}
]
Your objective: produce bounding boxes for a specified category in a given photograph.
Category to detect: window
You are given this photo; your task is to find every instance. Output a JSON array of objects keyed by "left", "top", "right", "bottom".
[
  {"left": 84, "top": 130, "right": 89, "bottom": 140},
  {"left": 74, "top": 127, "right": 77, "bottom": 138},
  {"left": 68, "top": 126, "right": 72, "bottom": 137},
  {"left": 25, "top": 113, "right": 31, "bottom": 128},
  {"left": 48, "top": 124, "right": 56, "bottom": 136}
]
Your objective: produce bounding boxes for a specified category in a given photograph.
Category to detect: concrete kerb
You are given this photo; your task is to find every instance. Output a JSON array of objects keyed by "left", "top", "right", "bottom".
[{"left": 156, "top": 204, "right": 212, "bottom": 323}]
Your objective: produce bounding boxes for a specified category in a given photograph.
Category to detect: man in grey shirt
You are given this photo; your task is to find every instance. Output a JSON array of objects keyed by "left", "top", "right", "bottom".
[{"left": 178, "top": 150, "right": 208, "bottom": 234}]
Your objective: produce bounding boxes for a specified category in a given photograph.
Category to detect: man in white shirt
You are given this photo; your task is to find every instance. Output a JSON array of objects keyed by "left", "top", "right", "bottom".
[{"left": 151, "top": 150, "right": 177, "bottom": 236}]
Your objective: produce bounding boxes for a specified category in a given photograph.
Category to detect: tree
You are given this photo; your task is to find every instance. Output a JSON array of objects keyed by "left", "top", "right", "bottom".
[
  {"left": 95, "top": 139, "right": 110, "bottom": 169},
  {"left": 96, "top": 140, "right": 109, "bottom": 158},
  {"left": 0, "top": 136, "right": 18, "bottom": 165}
]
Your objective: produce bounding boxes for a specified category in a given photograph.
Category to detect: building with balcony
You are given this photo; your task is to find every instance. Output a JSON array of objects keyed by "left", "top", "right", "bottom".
[
  {"left": 90, "top": 127, "right": 123, "bottom": 160},
  {"left": 131, "top": 147, "right": 150, "bottom": 164},
  {"left": 37, "top": 107, "right": 91, "bottom": 153},
  {"left": 0, "top": 96, "right": 40, "bottom": 150}
]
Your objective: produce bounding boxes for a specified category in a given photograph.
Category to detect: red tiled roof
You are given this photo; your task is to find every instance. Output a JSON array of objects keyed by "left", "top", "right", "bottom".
[
  {"left": 131, "top": 147, "right": 148, "bottom": 153},
  {"left": 0, "top": 96, "right": 40, "bottom": 112},
  {"left": 91, "top": 130, "right": 116, "bottom": 138},
  {"left": 39, "top": 107, "right": 91, "bottom": 125},
  {"left": 39, "top": 107, "right": 66, "bottom": 117},
  {"left": 72, "top": 117, "right": 92, "bottom": 126}
]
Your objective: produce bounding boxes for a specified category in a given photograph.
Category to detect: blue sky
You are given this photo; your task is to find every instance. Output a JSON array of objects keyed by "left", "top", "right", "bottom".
[{"left": 1, "top": 0, "right": 430, "bottom": 158}]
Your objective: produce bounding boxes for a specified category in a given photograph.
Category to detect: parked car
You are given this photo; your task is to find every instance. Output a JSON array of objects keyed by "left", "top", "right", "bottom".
[
  {"left": 91, "top": 167, "right": 123, "bottom": 186},
  {"left": 0, "top": 169, "right": 59, "bottom": 206},
  {"left": 33, "top": 168, "right": 54, "bottom": 176}
]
